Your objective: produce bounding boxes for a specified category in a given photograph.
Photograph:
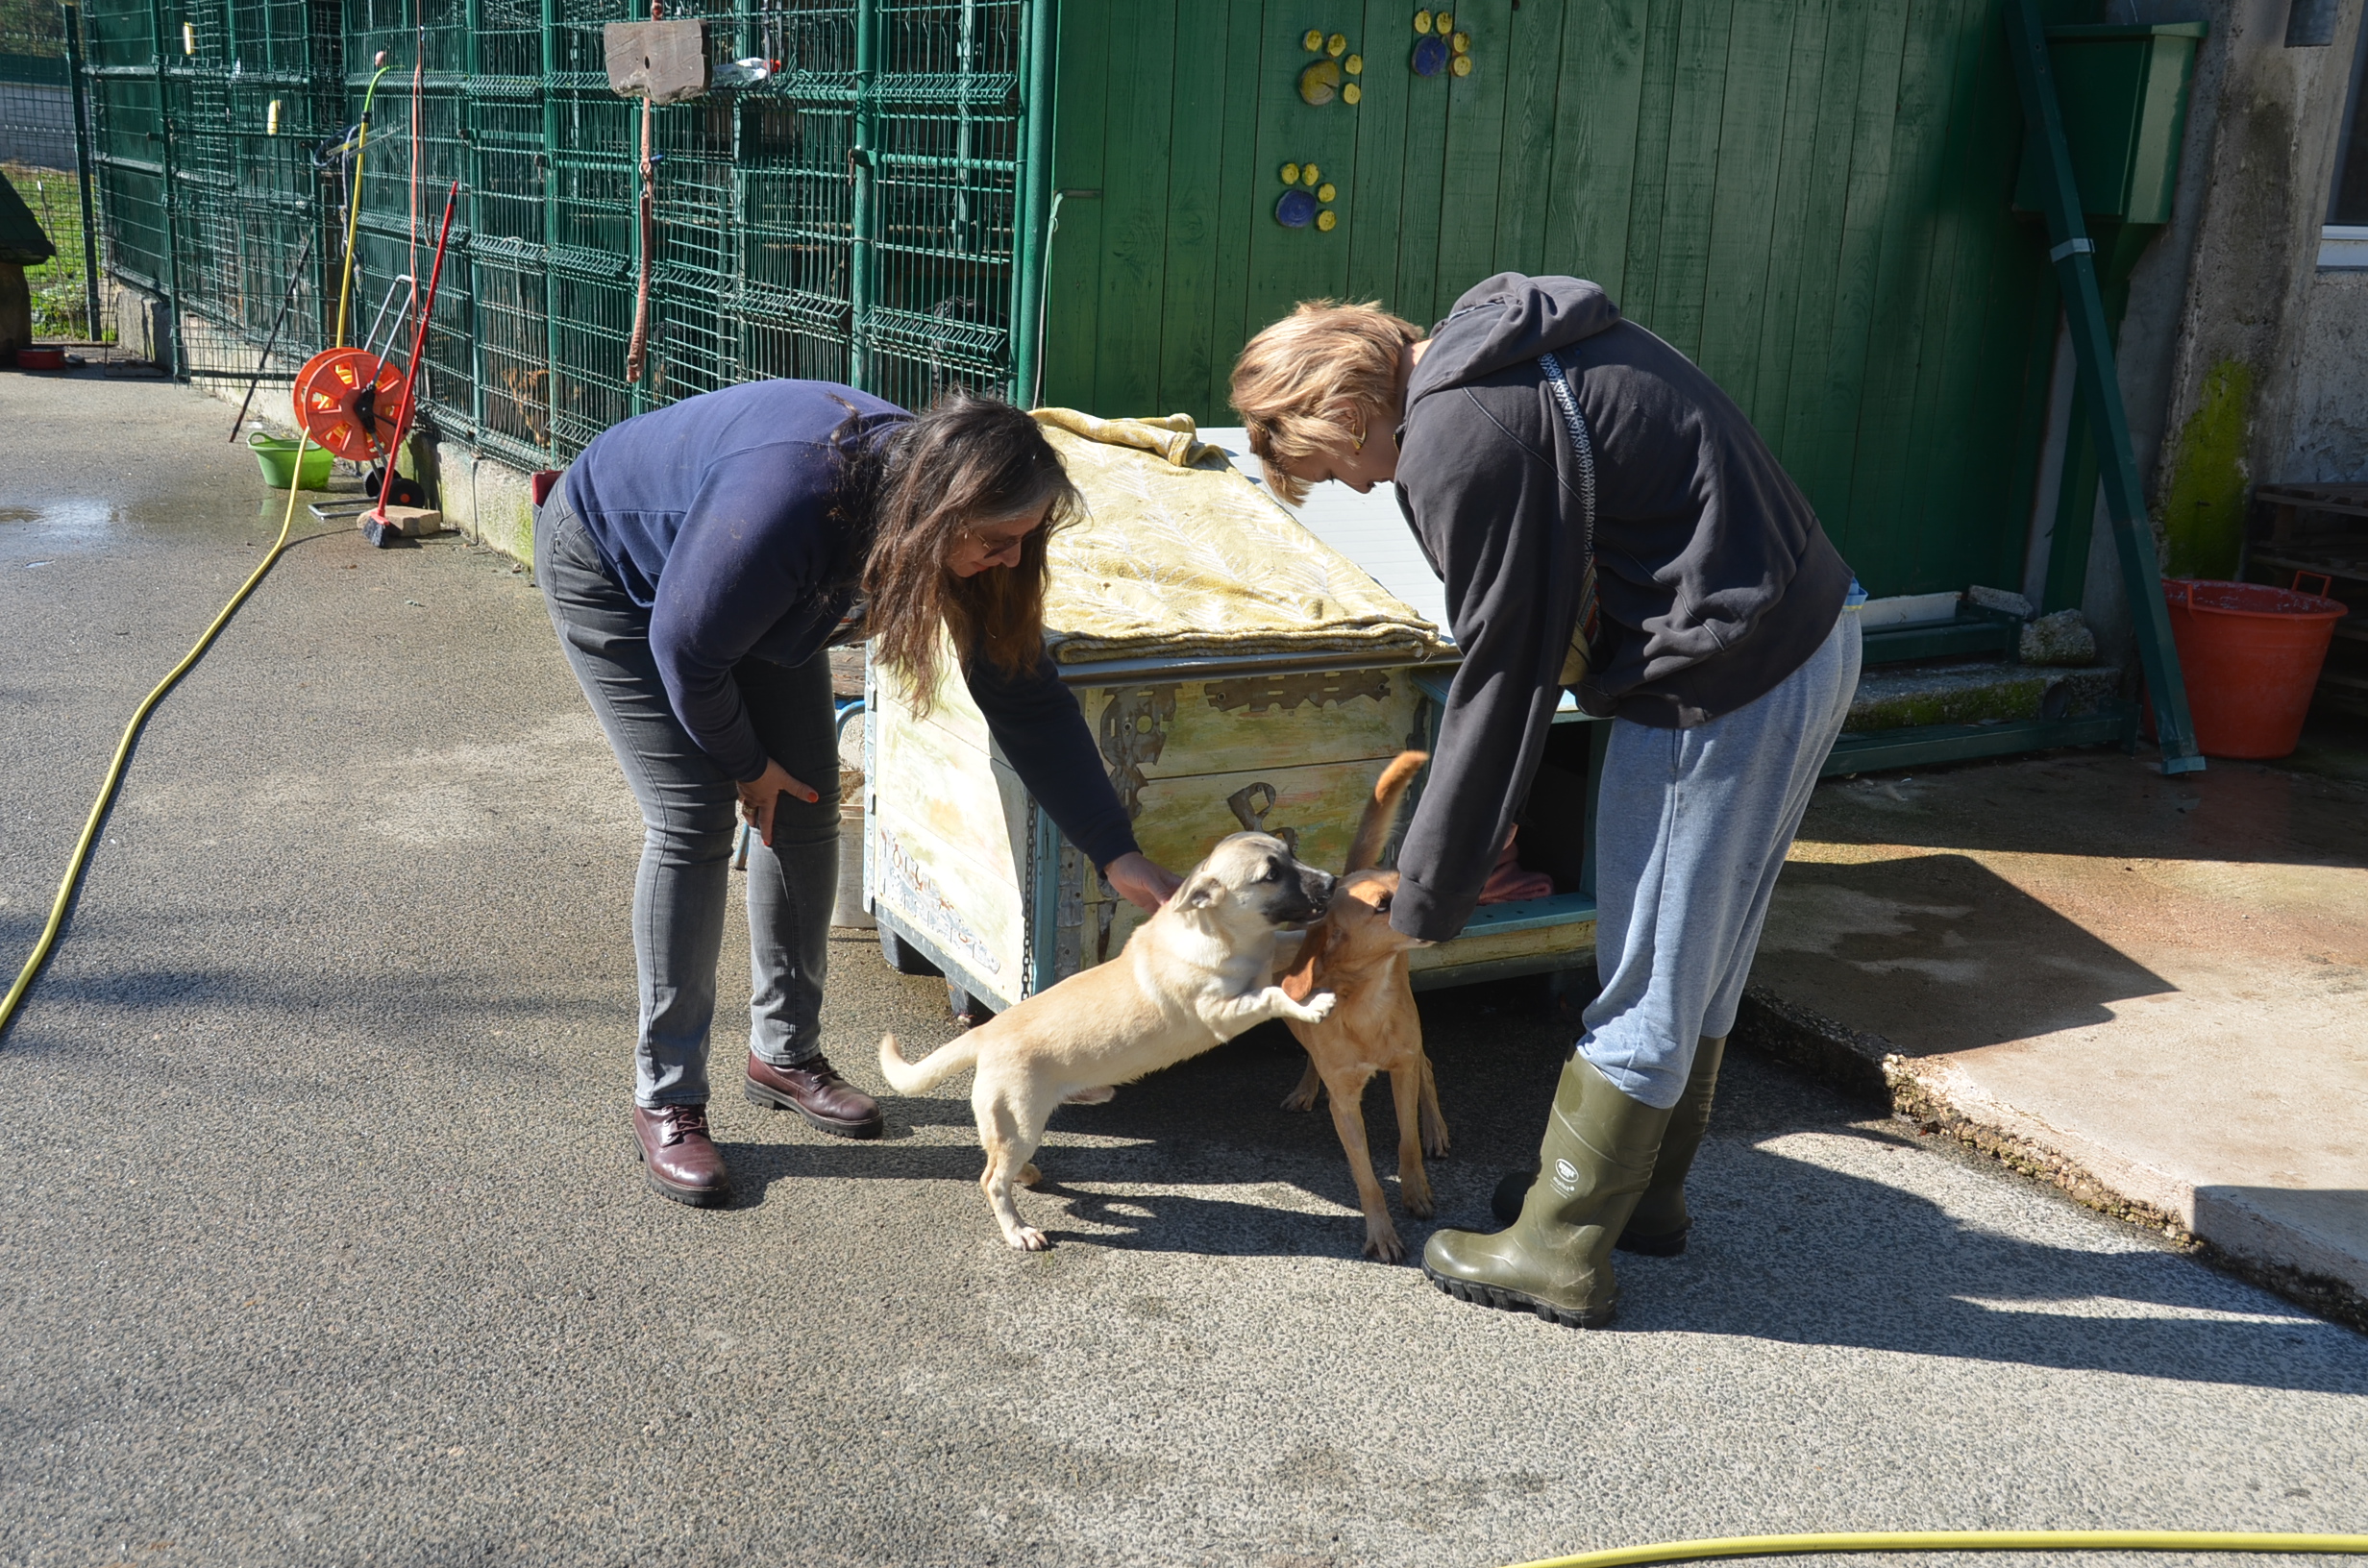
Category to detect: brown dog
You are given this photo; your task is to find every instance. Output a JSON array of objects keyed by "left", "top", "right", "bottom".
[{"left": 1276, "top": 750, "right": 1447, "bottom": 1262}]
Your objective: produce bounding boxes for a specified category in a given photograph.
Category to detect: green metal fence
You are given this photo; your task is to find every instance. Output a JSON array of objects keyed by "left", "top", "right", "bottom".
[{"left": 79, "top": 0, "right": 1037, "bottom": 463}]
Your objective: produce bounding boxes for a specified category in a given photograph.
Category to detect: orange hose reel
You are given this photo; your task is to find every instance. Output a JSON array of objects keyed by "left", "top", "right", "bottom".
[{"left": 290, "top": 347, "right": 406, "bottom": 463}]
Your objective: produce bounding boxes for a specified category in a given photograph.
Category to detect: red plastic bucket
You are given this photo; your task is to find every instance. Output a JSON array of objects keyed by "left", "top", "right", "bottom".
[{"left": 2159, "top": 576, "right": 2346, "bottom": 758}]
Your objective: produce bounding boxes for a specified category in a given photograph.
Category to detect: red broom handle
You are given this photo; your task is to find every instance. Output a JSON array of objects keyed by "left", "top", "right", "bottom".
[{"left": 375, "top": 180, "right": 459, "bottom": 523}]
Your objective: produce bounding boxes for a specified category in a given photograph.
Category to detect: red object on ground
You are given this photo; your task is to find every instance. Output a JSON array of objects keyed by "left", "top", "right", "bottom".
[
  {"left": 14, "top": 347, "right": 66, "bottom": 370},
  {"left": 2158, "top": 576, "right": 2346, "bottom": 758}
]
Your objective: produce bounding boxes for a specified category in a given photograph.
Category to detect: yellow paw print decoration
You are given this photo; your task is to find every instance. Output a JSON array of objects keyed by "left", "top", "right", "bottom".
[
  {"left": 1298, "top": 25, "right": 1364, "bottom": 106},
  {"left": 1274, "top": 159, "right": 1341, "bottom": 232}
]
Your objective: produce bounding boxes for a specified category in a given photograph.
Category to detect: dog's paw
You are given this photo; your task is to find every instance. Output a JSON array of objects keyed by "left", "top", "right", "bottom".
[
  {"left": 1279, "top": 1083, "right": 1320, "bottom": 1112},
  {"left": 1292, "top": 991, "right": 1337, "bottom": 1023},
  {"left": 1007, "top": 1225, "right": 1051, "bottom": 1252},
  {"left": 1062, "top": 1085, "right": 1115, "bottom": 1105},
  {"left": 1400, "top": 1176, "right": 1436, "bottom": 1219},
  {"left": 1364, "top": 1223, "right": 1407, "bottom": 1263},
  {"left": 1019, "top": 1162, "right": 1043, "bottom": 1187},
  {"left": 1423, "top": 1124, "right": 1451, "bottom": 1159}
]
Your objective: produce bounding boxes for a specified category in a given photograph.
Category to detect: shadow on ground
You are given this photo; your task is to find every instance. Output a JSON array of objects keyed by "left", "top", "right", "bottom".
[
  {"left": 1756, "top": 853, "right": 2171, "bottom": 1052},
  {"left": 731, "top": 977, "right": 2364, "bottom": 1397}
]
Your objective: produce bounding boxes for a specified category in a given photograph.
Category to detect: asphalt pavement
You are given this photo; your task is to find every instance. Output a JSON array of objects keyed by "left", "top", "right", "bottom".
[{"left": 3, "top": 373, "right": 2364, "bottom": 1568}]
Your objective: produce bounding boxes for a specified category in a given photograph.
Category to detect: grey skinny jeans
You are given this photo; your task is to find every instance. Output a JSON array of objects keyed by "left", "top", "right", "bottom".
[{"left": 536, "top": 490, "right": 842, "bottom": 1109}]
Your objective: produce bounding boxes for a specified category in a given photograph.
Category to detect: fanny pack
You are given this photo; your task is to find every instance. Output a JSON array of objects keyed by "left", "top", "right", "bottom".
[{"left": 1538, "top": 350, "right": 1602, "bottom": 687}]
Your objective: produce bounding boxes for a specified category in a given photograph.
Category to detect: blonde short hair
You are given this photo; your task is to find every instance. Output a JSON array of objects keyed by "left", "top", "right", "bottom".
[{"left": 1229, "top": 299, "right": 1425, "bottom": 502}]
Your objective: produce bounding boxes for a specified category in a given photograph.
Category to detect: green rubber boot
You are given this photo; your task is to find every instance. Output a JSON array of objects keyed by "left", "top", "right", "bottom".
[
  {"left": 1422, "top": 1054, "right": 1674, "bottom": 1328},
  {"left": 1616, "top": 1034, "right": 1726, "bottom": 1257}
]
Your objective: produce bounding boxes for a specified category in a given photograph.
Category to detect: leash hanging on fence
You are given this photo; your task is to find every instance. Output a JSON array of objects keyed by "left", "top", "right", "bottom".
[{"left": 624, "top": 0, "right": 662, "bottom": 385}]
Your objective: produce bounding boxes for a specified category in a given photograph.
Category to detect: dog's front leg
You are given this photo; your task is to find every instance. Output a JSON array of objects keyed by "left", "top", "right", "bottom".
[
  {"left": 1389, "top": 1063, "right": 1434, "bottom": 1219},
  {"left": 1202, "top": 985, "right": 1334, "bottom": 1039},
  {"left": 1321, "top": 1065, "right": 1403, "bottom": 1262},
  {"left": 1417, "top": 1052, "right": 1449, "bottom": 1158}
]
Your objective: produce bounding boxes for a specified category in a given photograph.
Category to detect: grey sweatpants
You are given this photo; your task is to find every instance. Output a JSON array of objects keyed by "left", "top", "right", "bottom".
[{"left": 1579, "top": 611, "right": 1862, "bottom": 1109}]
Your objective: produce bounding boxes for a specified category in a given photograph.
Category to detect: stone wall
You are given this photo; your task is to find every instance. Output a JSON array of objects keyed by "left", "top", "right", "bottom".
[{"left": 2117, "top": 0, "right": 2368, "bottom": 579}]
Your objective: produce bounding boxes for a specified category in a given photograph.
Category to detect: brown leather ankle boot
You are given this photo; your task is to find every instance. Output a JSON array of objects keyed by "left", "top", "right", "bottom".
[
  {"left": 745, "top": 1051, "right": 883, "bottom": 1139},
  {"left": 631, "top": 1104, "right": 730, "bottom": 1207}
]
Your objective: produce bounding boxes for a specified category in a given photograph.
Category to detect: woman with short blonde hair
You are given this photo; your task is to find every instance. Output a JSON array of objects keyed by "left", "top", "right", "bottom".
[
  {"left": 1230, "top": 300, "right": 1423, "bottom": 503},
  {"left": 1232, "top": 275, "right": 1862, "bottom": 1330}
]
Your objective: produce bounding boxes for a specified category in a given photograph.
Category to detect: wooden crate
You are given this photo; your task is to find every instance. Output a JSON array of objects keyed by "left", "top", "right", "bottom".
[{"left": 865, "top": 649, "right": 1599, "bottom": 1015}]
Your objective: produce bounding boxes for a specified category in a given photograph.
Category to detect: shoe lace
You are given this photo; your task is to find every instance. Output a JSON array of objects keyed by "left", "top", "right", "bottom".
[{"left": 661, "top": 1105, "right": 711, "bottom": 1144}]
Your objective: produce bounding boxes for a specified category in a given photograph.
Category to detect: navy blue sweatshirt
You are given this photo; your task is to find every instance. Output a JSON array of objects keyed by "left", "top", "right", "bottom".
[{"left": 563, "top": 379, "right": 1141, "bottom": 871}]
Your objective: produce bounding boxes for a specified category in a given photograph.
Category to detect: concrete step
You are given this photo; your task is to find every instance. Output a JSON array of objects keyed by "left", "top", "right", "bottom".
[{"left": 1848, "top": 655, "right": 2121, "bottom": 732}]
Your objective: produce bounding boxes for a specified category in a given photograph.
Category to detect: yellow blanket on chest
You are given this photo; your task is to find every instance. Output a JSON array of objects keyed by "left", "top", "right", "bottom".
[{"left": 1030, "top": 408, "right": 1445, "bottom": 666}]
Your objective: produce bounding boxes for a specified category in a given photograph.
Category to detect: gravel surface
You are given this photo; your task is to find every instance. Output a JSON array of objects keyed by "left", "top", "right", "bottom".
[{"left": 4, "top": 375, "right": 2363, "bottom": 1568}]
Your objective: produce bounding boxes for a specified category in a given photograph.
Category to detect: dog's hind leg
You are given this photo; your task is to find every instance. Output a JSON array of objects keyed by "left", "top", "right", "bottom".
[
  {"left": 1389, "top": 1062, "right": 1435, "bottom": 1219},
  {"left": 1320, "top": 1066, "right": 1402, "bottom": 1262},
  {"left": 975, "top": 1083, "right": 1051, "bottom": 1251},
  {"left": 1280, "top": 1053, "right": 1322, "bottom": 1112},
  {"left": 1417, "top": 1052, "right": 1449, "bottom": 1158}
]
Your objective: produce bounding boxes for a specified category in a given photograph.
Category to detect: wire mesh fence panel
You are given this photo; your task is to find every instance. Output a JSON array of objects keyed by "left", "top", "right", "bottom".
[
  {"left": 77, "top": 0, "right": 1040, "bottom": 457},
  {"left": 83, "top": 0, "right": 166, "bottom": 298},
  {"left": 865, "top": 0, "right": 1020, "bottom": 409}
]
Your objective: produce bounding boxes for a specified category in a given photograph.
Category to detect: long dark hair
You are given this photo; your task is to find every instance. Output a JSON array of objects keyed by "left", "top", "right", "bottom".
[{"left": 846, "top": 390, "right": 1080, "bottom": 714}]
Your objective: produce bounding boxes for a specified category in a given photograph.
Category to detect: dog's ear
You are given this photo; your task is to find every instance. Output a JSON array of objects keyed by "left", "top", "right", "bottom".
[
  {"left": 1175, "top": 872, "right": 1220, "bottom": 911},
  {"left": 1279, "top": 921, "right": 1326, "bottom": 1002}
]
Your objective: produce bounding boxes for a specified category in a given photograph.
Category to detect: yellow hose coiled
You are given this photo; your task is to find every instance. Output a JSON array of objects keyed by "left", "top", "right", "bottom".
[
  {"left": 0, "top": 436, "right": 315, "bottom": 1037},
  {"left": 1506, "top": 1531, "right": 2368, "bottom": 1568}
]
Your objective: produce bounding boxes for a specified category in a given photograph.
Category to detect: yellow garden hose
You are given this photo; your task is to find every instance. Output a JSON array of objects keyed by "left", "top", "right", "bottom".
[
  {"left": 1505, "top": 1532, "right": 2368, "bottom": 1568},
  {"left": 0, "top": 435, "right": 314, "bottom": 1038},
  {"left": 333, "top": 61, "right": 396, "bottom": 348}
]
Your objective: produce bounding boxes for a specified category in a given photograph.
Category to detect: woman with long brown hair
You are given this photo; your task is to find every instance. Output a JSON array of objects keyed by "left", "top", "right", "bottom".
[{"left": 537, "top": 382, "right": 1178, "bottom": 1208}]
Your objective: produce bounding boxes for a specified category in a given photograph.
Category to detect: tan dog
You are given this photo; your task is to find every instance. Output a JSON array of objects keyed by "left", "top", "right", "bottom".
[
  {"left": 1277, "top": 751, "right": 1447, "bottom": 1262},
  {"left": 879, "top": 832, "right": 1336, "bottom": 1251}
]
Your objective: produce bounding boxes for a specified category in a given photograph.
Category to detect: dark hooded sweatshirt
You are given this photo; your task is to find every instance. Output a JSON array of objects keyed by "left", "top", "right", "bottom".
[{"left": 1390, "top": 274, "right": 1851, "bottom": 944}]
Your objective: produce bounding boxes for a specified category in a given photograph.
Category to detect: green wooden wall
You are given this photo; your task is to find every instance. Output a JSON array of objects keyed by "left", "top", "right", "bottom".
[{"left": 1038, "top": 0, "right": 2065, "bottom": 600}]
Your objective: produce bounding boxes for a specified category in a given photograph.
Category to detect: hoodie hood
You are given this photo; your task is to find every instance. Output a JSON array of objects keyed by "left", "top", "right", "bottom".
[{"left": 1404, "top": 274, "right": 1622, "bottom": 411}]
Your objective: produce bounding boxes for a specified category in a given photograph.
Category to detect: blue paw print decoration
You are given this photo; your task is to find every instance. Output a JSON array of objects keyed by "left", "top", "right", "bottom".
[{"left": 1274, "top": 160, "right": 1339, "bottom": 231}]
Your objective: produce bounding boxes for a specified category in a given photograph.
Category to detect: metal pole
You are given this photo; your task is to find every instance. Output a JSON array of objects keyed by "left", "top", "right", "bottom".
[
  {"left": 537, "top": 0, "right": 559, "bottom": 456},
  {"left": 465, "top": 0, "right": 486, "bottom": 446},
  {"left": 62, "top": 3, "right": 103, "bottom": 342},
  {"left": 850, "top": 0, "right": 876, "bottom": 392},
  {"left": 147, "top": 0, "right": 185, "bottom": 375},
  {"left": 2004, "top": 0, "right": 2203, "bottom": 774},
  {"left": 1010, "top": 0, "right": 1053, "bottom": 407}
]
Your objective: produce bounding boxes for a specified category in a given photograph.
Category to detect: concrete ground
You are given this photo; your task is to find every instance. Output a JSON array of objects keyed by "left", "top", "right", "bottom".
[
  {"left": 1754, "top": 743, "right": 2368, "bottom": 1308},
  {"left": 5, "top": 373, "right": 2367, "bottom": 1567}
]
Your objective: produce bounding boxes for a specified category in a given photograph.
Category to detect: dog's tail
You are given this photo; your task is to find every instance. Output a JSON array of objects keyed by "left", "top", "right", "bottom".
[
  {"left": 877, "top": 1029, "right": 982, "bottom": 1093},
  {"left": 1346, "top": 749, "right": 1429, "bottom": 872}
]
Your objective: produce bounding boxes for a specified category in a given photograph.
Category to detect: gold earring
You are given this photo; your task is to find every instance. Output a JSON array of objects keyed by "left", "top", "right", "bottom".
[{"left": 1352, "top": 424, "right": 1367, "bottom": 453}]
